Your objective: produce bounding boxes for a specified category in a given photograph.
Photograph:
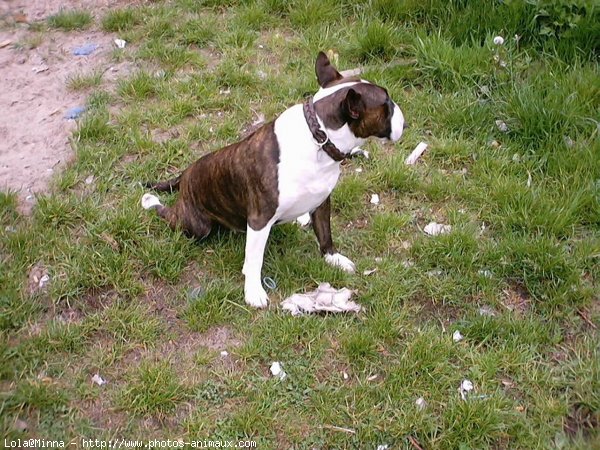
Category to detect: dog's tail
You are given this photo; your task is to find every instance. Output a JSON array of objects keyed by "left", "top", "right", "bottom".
[{"left": 145, "top": 174, "right": 182, "bottom": 193}]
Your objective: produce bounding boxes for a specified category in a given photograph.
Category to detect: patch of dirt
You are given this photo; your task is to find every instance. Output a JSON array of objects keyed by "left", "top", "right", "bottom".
[
  {"left": 502, "top": 282, "right": 531, "bottom": 315},
  {"left": 26, "top": 262, "right": 49, "bottom": 295},
  {"left": 564, "top": 403, "right": 599, "bottom": 439},
  {"left": 0, "top": 0, "right": 136, "bottom": 213},
  {"left": 413, "top": 295, "right": 464, "bottom": 330}
]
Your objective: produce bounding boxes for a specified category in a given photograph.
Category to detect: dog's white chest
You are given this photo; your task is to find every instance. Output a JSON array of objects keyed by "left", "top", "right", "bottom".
[{"left": 273, "top": 104, "right": 341, "bottom": 222}]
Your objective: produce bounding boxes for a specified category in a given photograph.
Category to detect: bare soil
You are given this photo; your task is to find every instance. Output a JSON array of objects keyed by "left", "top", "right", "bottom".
[{"left": 0, "top": 0, "right": 135, "bottom": 213}]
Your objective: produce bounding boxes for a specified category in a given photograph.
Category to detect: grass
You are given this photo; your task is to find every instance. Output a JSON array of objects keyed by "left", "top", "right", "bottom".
[
  {"left": 47, "top": 9, "right": 93, "bottom": 31},
  {"left": 1, "top": 0, "right": 599, "bottom": 447}
]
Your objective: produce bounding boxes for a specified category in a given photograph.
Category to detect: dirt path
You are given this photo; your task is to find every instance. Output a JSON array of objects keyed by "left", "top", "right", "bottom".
[{"left": 0, "top": 0, "right": 134, "bottom": 213}]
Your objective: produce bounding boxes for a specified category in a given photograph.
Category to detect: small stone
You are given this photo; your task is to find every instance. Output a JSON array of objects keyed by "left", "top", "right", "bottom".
[{"left": 370, "top": 194, "right": 380, "bottom": 205}]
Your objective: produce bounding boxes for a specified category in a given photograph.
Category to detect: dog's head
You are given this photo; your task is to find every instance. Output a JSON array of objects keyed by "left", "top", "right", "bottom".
[{"left": 313, "top": 51, "right": 405, "bottom": 143}]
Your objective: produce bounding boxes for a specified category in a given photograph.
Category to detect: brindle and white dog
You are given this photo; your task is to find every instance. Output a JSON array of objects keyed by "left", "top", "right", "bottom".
[{"left": 142, "top": 52, "right": 405, "bottom": 308}]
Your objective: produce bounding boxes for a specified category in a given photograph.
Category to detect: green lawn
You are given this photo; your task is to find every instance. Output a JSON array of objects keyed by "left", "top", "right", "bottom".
[{"left": 1, "top": 1, "right": 599, "bottom": 448}]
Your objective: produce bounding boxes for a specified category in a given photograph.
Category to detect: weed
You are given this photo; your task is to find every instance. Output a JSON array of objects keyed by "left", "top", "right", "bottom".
[{"left": 47, "top": 9, "right": 92, "bottom": 31}]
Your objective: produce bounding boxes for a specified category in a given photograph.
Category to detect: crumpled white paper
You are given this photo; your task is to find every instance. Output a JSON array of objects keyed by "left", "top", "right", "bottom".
[
  {"left": 91, "top": 374, "right": 107, "bottom": 386},
  {"left": 424, "top": 222, "right": 452, "bottom": 236},
  {"left": 281, "top": 283, "right": 362, "bottom": 316},
  {"left": 269, "top": 361, "right": 287, "bottom": 380},
  {"left": 459, "top": 379, "right": 474, "bottom": 400},
  {"left": 405, "top": 142, "right": 428, "bottom": 165}
]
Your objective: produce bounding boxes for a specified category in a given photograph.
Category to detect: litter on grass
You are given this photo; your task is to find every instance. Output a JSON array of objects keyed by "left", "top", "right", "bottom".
[
  {"left": 269, "top": 362, "right": 287, "bottom": 380},
  {"left": 262, "top": 276, "right": 277, "bottom": 290},
  {"left": 350, "top": 147, "right": 370, "bottom": 159},
  {"left": 415, "top": 397, "right": 427, "bottom": 410},
  {"left": 64, "top": 106, "right": 86, "bottom": 119},
  {"left": 495, "top": 119, "right": 509, "bottom": 132},
  {"left": 294, "top": 212, "right": 311, "bottom": 227},
  {"left": 73, "top": 43, "right": 99, "bottom": 56},
  {"left": 424, "top": 222, "right": 452, "bottom": 236},
  {"left": 370, "top": 193, "right": 380, "bottom": 205},
  {"left": 91, "top": 374, "right": 107, "bottom": 386},
  {"left": 114, "top": 38, "right": 126, "bottom": 49},
  {"left": 479, "top": 305, "right": 497, "bottom": 317},
  {"left": 281, "top": 283, "right": 361, "bottom": 316},
  {"left": 405, "top": 142, "right": 428, "bottom": 165},
  {"left": 362, "top": 268, "right": 377, "bottom": 276},
  {"left": 220, "top": 351, "right": 229, "bottom": 357},
  {"left": 452, "top": 330, "right": 464, "bottom": 342},
  {"left": 459, "top": 379, "right": 474, "bottom": 400}
]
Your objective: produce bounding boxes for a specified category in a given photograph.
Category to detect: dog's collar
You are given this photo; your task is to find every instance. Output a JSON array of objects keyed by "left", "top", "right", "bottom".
[{"left": 303, "top": 96, "right": 350, "bottom": 162}]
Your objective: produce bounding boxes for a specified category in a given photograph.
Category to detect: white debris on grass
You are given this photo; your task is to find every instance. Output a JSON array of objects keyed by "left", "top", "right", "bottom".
[
  {"left": 38, "top": 274, "right": 50, "bottom": 289},
  {"left": 405, "top": 142, "right": 428, "bottom": 165},
  {"left": 424, "top": 222, "right": 452, "bottom": 236},
  {"left": 370, "top": 193, "right": 380, "bottom": 205},
  {"left": 114, "top": 38, "right": 127, "bottom": 49},
  {"left": 495, "top": 119, "right": 509, "bottom": 132},
  {"left": 452, "top": 330, "right": 464, "bottom": 342},
  {"left": 493, "top": 36, "right": 505, "bottom": 45},
  {"left": 459, "top": 379, "right": 474, "bottom": 400},
  {"left": 281, "top": 283, "right": 361, "bottom": 316},
  {"left": 269, "top": 362, "right": 287, "bottom": 380},
  {"left": 91, "top": 374, "right": 107, "bottom": 386},
  {"left": 294, "top": 213, "right": 311, "bottom": 227},
  {"left": 350, "top": 147, "right": 369, "bottom": 159},
  {"left": 415, "top": 397, "right": 427, "bottom": 410},
  {"left": 362, "top": 268, "right": 377, "bottom": 276},
  {"left": 220, "top": 351, "right": 229, "bottom": 357},
  {"left": 479, "top": 305, "right": 497, "bottom": 317}
]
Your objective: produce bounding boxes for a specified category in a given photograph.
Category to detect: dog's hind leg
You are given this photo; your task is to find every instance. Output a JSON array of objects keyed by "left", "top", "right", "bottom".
[{"left": 141, "top": 193, "right": 212, "bottom": 239}]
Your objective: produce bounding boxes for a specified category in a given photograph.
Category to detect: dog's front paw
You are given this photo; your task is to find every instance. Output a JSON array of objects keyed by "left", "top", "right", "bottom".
[
  {"left": 324, "top": 252, "right": 356, "bottom": 274},
  {"left": 244, "top": 283, "right": 269, "bottom": 308}
]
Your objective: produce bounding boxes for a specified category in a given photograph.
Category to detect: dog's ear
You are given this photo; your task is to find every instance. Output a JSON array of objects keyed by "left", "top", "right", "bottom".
[
  {"left": 343, "top": 88, "right": 364, "bottom": 120},
  {"left": 315, "top": 51, "right": 342, "bottom": 88}
]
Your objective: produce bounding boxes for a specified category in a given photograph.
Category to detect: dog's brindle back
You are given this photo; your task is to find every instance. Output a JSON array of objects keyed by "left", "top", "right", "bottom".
[{"left": 151, "top": 121, "right": 280, "bottom": 236}]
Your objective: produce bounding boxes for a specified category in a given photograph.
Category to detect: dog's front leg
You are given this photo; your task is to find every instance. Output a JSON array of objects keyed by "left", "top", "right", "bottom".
[
  {"left": 310, "top": 196, "right": 356, "bottom": 273},
  {"left": 242, "top": 221, "right": 274, "bottom": 308}
]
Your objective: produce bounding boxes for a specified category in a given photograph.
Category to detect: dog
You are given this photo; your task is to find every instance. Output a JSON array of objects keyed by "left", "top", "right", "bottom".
[{"left": 141, "top": 52, "right": 405, "bottom": 308}]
